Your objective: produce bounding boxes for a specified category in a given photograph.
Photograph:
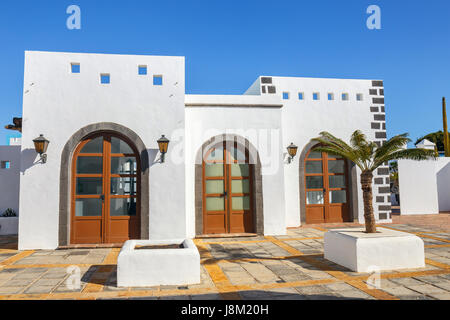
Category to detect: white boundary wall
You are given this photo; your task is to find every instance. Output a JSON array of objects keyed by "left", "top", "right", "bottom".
[{"left": 398, "top": 158, "right": 450, "bottom": 215}]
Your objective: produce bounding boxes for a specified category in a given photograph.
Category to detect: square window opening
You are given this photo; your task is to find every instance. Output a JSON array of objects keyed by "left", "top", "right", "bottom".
[
  {"left": 342, "top": 93, "right": 349, "bottom": 101},
  {"left": 153, "top": 75, "right": 163, "bottom": 86},
  {"left": 313, "top": 92, "right": 320, "bottom": 101},
  {"left": 356, "top": 93, "right": 364, "bottom": 101},
  {"left": 328, "top": 93, "right": 334, "bottom": 101},
  {"left": 100, "top": 74, "right": 110, "bottom": 84},
  {"left": 283, "top": 92, "right": 290, "bottom": 100},
  {"left": 71, "top": 63, "right": 80, "bottom": 74},
  {"left": 298, "top": 92, "right": 304, "bottom": 100},
  {"left": 1, "top": 161, "right": 11, "bottom": 169},
  {"left": 138, "top": 65, "right": 147, "bottom": 75}
]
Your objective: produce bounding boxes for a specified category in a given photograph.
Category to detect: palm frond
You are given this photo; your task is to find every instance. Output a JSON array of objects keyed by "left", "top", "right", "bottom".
[
  {"left": 371, "top": 148, "right": 437, "bottom": 170},
  {"left": 315, "top": 131, "right": 354, "bottom": 153},
  {"left": 350, "top": 130, "right": 367, "bottom": 149},
  {"left": 374, "top": 133, "right": 410, "bottom": 161}
]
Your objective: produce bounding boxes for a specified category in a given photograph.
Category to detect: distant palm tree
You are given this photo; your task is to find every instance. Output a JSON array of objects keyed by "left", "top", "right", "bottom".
[{"left": 311, "top": 131, "right": 436, "bottom": 233}]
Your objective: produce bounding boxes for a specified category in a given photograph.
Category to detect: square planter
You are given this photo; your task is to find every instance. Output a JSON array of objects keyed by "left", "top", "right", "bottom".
[
  {"left": 324, "top": 227, "right": 425, "bottom": 273},
  {"left": 0, "top": 217, "right": 18, "bottom": 236},
  {"left": 117, "top": 239, "right": 201, "bottom": 287}
]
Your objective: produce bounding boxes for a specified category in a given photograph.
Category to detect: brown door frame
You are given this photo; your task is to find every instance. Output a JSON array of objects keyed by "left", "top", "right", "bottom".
[
  {"left": 202, "top": 141, "right": 255, "bottom": 235},
  {"left": 70, "top": 131, "right": 141, "bottom": 244},
  {"left": 304, "top": 150, "right": 350, "bottom": 224}
]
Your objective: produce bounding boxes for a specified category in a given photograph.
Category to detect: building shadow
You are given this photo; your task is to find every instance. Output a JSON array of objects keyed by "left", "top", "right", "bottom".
[
  {"left": 0, "top": 235, "right": 18, "bottom": 250},
  {"left": 20, "top": 148, "right": 40, "bottom": 174}
]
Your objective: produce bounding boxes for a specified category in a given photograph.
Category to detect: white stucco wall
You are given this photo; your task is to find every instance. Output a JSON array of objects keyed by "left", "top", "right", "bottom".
[
  {"left": 252, "top": 76, "right": 388, "bottom": 226},
  {"left": 0, "top": 146, "right": 21, "bottom": 215},
  {"left": 19, "top": 51, "right": 186, "bottom": 250},
  {"left": 185, "top": 95, "right": 286, "bottom": 236},
  {"left": 398, "top": 159, "right": 440, "bottom": 215},
  {"left": 436, "top": 158, "right": 450, "bottom": 212}
]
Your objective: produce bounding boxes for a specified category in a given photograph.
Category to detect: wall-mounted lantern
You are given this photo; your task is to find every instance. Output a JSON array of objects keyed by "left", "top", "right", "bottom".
[
  {"left": 287, "top": 143, "right": 298, "bottom": 164},
  {"left": 33, "top": 134, "right": 50, "bottom": 163},
  {"left": 157, "top": 135, "right": 170, "bottom": 163}
]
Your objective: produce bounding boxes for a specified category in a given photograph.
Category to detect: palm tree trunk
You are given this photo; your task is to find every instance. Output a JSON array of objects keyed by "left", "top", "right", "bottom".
[{"left": 361, "top": 171, "right": 377, "bottom": 233}]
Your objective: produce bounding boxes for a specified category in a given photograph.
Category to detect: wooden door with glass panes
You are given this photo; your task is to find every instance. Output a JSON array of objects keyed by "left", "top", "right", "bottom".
[
  {"left": 70, "top": 132, "right": 140, "bottom": 244},
  {"left": 202, "top": 142, "right": 254, "bottom": 234},
  {"left": 304, "top": 149, "right": 350, "bottom": 224}
]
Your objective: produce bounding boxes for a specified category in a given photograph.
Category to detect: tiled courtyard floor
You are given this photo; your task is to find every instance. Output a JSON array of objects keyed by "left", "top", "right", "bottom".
[{"left": 0, "top": 223, "right": 449, "bottom": 300}]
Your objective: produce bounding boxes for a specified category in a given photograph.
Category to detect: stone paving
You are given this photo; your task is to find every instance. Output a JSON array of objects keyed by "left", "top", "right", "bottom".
[{"left": 0, "top": 223, "right": 449, "bottom": 300}]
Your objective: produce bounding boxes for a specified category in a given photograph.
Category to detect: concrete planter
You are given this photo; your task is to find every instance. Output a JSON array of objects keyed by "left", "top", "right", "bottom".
[
  {"left": 324, "top": 227, "right": 425, "bottom": 273},
  {"left": 117, "top": 239, "right": 200, "bottom": 287},
  {"left": 0, "top": 217, "right": 19, "bottom": 236}
]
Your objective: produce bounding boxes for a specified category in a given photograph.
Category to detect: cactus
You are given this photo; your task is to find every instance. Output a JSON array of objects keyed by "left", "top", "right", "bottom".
[{"left": 444, "top": 97, "right": 450, "bottom": 157}]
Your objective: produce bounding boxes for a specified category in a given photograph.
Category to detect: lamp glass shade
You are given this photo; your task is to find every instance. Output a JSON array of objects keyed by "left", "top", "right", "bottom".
[
  {"left": 33, "top": 134, "right": 50, "bottom": 155},
  {"left": 157, "top": 135, "right": 170, "bottom": 154},
  {"left": 287, "top": 143, "right": 298, "bottom": 158}
]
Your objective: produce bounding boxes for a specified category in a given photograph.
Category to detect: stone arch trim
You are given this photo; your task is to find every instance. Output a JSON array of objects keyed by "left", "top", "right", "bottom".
[
  {"left": 194, "top": 134, "right": 264, "bottom": 236},
  {"left": 58, "top": 122, "right": 149, "bottom": 246},
  {"left": 298, "top": 141, "right": 359, "bottom": 224}
]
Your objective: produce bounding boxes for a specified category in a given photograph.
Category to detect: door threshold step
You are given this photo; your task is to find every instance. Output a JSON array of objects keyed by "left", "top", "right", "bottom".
[
  {"left": 58, "top": 243, "right": 124, "bottom": 250},
  {"left": 196, "top": 233, "right": 258, "bottom": 239}
]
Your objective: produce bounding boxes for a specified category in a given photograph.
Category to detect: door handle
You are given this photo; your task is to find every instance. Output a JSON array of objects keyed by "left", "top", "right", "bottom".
[
  {"left": 223, "top": 192, "right": 228, "bottom": 197},
  {"left": 100, "top": 194, "right": 105, "bottom": 201}
]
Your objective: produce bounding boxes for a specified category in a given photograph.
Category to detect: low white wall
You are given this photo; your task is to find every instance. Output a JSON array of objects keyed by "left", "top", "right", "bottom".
[
  {"left": 436, "top": 158, "right": 450, "bottom": 212},
  {"left": 0, "top": 217, "right": 19, "bottom": 235},
  {"left": 0, "top": 146, "right": 21, "bottom": 216},
  {"left": 398, "top": 159, "right": 443, "bottom": 215}
]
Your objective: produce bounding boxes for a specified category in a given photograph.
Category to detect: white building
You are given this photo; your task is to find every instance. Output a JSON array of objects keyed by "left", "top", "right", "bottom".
[{"left": 1, "top": 51, "right": 392, "bottom": 250}]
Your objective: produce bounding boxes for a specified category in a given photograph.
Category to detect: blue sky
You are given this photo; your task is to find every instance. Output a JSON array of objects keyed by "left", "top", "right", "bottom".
[{"left": 0, "top": 0, "right": 449, "bottom": 146}]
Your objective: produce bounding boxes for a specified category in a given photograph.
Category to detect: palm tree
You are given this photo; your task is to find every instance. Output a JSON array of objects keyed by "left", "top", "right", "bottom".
[{"left": 311, "top": 130, "right": 436, "bottom": 233}]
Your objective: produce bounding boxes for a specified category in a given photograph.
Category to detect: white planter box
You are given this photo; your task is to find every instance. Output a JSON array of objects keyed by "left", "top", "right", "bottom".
[
  {"left": 117, "top": 239, "right": 201, "bottom": 287},
  {"left": 324, "top": 227, "right": 425, "bottom": 273},
  {"left": 0, "top": 217, "right": 18, "bottom": 235}
]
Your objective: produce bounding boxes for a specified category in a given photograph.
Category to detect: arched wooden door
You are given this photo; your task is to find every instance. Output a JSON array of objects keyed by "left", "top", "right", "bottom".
[
  {"left": 70, "top": 132, "right": 141, "bottom": 244},
  {"left": 304, "top": 149, "right": 350, "bottom": 224},
  {"left": 202, "top": 141, "right": 254, "bottom": 234}
]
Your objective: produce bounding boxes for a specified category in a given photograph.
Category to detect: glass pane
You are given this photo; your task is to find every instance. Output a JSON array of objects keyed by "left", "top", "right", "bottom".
[
  {"left": 308, "top": 151, "right": 322, "bottom": 159},
  {"left": 232, "top": 196, "right": 250, "bottom": 210},
  {"left": 329, "top": 175, "right": 346, "bottom": 189},
  {"left": 231, "top": 164, "right": 249, "bottom": 177},
  {"left": 111, "top": 157, "right": 137, "bottom": 174},
  {"left": 76, "top": 178, "right": 102, "bottom": 195},
  {"left": 75, "top": 199, "right": 102, "bottom": 217},
  {"left": 328, "top": 160, "right": 345, "bottom": 174},
  {"left": 205, "top": 164, "right": 224, "bottom": 177},
  {"left": 110, "top": 198, "right": 137, "bottom": 216},
  {"left": 305, "top": 161, "right": 323, "bottom": 174},
  {"left": 306, "top": 176, "right": 323, "bottom": 189},
  {"left": 306, "top": 191, "right": 324, "bottom": 205},
  {"left": 77, "top": 157, "right": 103, "bottom": 174},
  {"left": 205, "top": 180, "right": 224, "bottom": 194},
  {"left": 80, "top": 137, "right": 103, "bottom": 154},
  {"left": 111, "top": 137, "right": 134, "bottom": 154},
  {"left": 330, "top": 190, "right": 347, "bottom": 204},
  {"left": 206, "top": 147, "right": 224, "bottom": 162},
  {"left": 231, "top": 180, "right": 250, "bottom": 193},
  {"left": 206, "top": 197, "right": 224, "bottom": 211},
  {"left": 229, "top": 146, "right": 246, "bottom": 162},
  {"left": 111, "top": 177, "right": 137, "bottom": 196}
]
